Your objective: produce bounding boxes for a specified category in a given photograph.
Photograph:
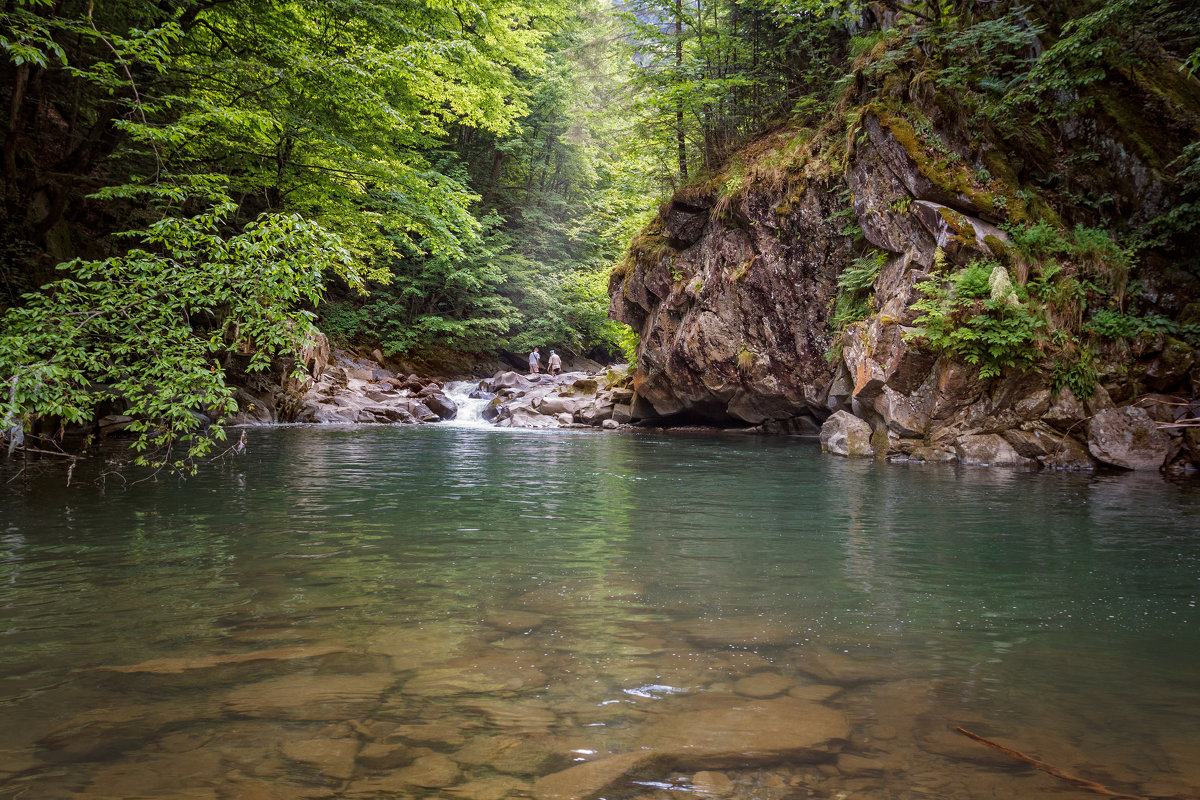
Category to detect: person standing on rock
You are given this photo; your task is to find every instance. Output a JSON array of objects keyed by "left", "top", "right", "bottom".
[
  {"left": 528, "top": 347, "right": 541, "bottom": 374},
  {"left": 548, "top": 350, "right": 562, "bottom": 376}
]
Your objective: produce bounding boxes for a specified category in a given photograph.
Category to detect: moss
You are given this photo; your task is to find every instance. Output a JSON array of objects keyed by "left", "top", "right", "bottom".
[
  {"left": 937, "top": 206, "right": 976, "bottom": 241},
  {"left": 983, "top": 234, "right": 1012, "bottom": 263}
]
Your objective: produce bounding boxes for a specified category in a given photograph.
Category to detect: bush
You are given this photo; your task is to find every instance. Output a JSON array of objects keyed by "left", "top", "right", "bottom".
[{"left": 909, "top": 259, "right": 1046, "bottom": 379}]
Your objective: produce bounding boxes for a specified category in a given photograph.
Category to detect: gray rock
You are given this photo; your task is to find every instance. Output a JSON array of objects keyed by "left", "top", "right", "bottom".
[
  {"left": 1087, "top": 406, "right": 1171, "bottom": 470},
  {"left": 424, "top": 392, "right": 458, "bottom": 420},
  {"left": 819, "top": 411, "right": 874, "bottom": 457},
  {"left": 954, "top": 434, "right": 1036, "bottom": 468}
]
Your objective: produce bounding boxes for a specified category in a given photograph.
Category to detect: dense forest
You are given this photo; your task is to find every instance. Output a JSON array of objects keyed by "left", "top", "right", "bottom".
[{"left": 2, "top": 0, "right": 1199, "bottom": 467}]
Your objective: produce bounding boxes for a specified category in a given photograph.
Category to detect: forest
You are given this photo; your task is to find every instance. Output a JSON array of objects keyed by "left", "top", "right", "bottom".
[{"left": 2, "top": 0, "right": 1199, "bottom": 466}]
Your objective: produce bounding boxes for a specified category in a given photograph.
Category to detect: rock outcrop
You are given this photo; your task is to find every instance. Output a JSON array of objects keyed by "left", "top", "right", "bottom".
[{"left": 609, "top": 81, "right": 1200, "bottom": 473}]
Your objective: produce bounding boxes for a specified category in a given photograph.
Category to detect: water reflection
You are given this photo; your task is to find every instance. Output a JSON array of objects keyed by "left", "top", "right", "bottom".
[{"left": 0, "top": 426, "right": 1198, "bottom": 799}]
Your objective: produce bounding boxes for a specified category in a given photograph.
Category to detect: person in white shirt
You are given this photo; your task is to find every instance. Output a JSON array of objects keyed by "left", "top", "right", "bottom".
[
  {"left": 548, "top": 350, "right": 562, "bottom": 376},
  {"left": 528, "top": 347, "right": 541, "bottom": 374}
]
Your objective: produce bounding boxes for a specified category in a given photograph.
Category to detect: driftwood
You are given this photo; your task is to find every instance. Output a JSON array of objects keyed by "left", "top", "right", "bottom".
[{"left": 955, "top": 727, "right": 1148, "bottom": 800}]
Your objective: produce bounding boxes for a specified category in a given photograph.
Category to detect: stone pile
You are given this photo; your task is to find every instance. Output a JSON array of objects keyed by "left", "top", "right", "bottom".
[
  {"left": 478, "top": 370, "right": 636, "bottom": 430},
  {"left": 226, "top": 350, "right": 460, "bottom": 426}
]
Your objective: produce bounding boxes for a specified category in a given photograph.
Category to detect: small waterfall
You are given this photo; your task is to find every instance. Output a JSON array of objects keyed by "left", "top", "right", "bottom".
[{"left": 441, "top": 380, "right": 494, "bottom": 428}]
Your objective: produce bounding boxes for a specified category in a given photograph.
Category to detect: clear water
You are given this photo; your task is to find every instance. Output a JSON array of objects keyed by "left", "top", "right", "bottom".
[{"left": 1, "top": 426, "right": 1198, "bottom": 799}]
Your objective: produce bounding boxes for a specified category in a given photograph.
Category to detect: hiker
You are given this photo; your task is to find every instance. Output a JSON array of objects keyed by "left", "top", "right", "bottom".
[
  {"left": 528, "top": 346, "right": 541, "bottom": 374},
  {"left": 548, "top": 350, "right": 562, "bottom": 376}
]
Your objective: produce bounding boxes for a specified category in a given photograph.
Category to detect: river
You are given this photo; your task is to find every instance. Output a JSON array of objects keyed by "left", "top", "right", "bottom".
[{"left": 1, "top": 419, "right": 1198, "bottom": 799}]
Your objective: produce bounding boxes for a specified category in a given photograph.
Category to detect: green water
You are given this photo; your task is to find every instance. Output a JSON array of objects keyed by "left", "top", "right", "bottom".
[{"left": 1, "top": 426, "right": 1198, "bottom": 799}]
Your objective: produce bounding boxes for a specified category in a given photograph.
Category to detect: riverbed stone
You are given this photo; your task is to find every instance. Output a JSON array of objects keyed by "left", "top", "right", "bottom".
[
  {"left": 396, "top": 752, "right": 462, "bottom": 787},
  {"left": 532, "top": 750, "right": 657, "bottom": 800},
  {"left": 357, "top": 741, "right": 415, "bottom": 770},
  {"left": 454, "top": 734, "right": 566, "bottom": 775},
  {"left": 463, "top": 698, "right": 558, "bottom": 733},
  {"left": 1087, "top": 405, "right": 1171, "bottom": 470},
  {"left": 819, "top": 411, "right": 874, "bottom": 457},
  {"left": 224, "top": 674, "right": 394, "bottom": 720},
  {"left": 692, "top": 770, "right": 735, "bottom": 798},
  {"left": 448, "top": 776, "right": 532, "bottom": 800},
  {"left": 733, "top": 672, "right": 792, "bottom": 698},
  {"left": 85, "top": 644, "right": 351, "bottom": 676},
  {"left": 682, "top": 617, "right": 802, "bottom": 648},
  {"left": 369, "top": 622, "right": 469, "bottom": 671},
  {"left": 635, "top": 695, "right": 849, "bottom": 769},
  {"left": 280, "top": 737, "right": 360, "bottom": 780},
  {"left": 38, "top": 700, "right": 221, "bottom": 761},
  {"left": 403, "top": 652, "right": 546, "bottom": 696}
]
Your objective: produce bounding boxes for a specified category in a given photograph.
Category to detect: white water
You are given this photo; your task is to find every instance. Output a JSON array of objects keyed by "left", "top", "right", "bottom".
[{"left": 440, "top": 380, "right": 495, "bottom": 428}]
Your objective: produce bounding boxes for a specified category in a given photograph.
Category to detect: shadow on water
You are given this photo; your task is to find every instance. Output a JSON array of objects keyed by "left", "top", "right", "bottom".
[{"left": 1, "top": 425, "right": 1198, "bottom": 799}]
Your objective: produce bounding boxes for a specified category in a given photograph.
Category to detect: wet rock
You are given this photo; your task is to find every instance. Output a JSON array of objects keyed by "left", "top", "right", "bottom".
[
  {"left": 636, "top": 695, "right": 849, "bottom": 769},
  {"left": 448, "top": 776, "right": 532, "bottom": 800},
  {"left": 424, "top": 392, "right": 459, "bottom": 420},
  {"left": 223, "top": 674, "right": 394, "bottom": 720},
  {"left": 368, "top": 622, "right": 469, "bottom": 671},
  {"left": 819, "top": 411, "right": 874, "bottom": 457},
  {"left": 692, "top": 770, "right": 735, "bottom": 798},
  {"left": 682, "top": 617, "right": 802, "bottom": 648},
  {"left": 454, "top": 735, "right": 566, "bottom": 775},
  {"left": 39, "top": 701, "right": 220, "bottom": 762},
  {"left": 403, "top": 652, "right": 546, "bottom": 696},
  {"left": 464, "top": 698, "right": 558, "bottom": 733},
  {"left": 1087, "top": 405, "right": 1171, "bottom": 470},
  {"left": 601, "top": 418, "right": 621, "bottom": 429},
  {"left": 793, "top": 648, "right": 898, "bottom": 686},
  {"left": 1038, "top": 434, "right": 1095, "bottom": 470},
  {"left": 84, "top": 644, "right": 350, "bottom": 676},
  {"left": 395, "top": 752, "right": 462, "bottom": 787},
  {"left": 281, "top": 737, "right": 359, "bottom": 780},
  {"left": 837, "top": 753, "right": 887, "bottom": 775},
  {"left": 357, "top": 741, "right": 415, "bottom": 770},
  {"left": 83, "top": 749, "right": 226, "bottom": 799},
  {"left": 908, "top": 445, "right": 955, "bottom": 463},
  {"left": 953, "top": 434, "right": 1036, "bottom": 468},
  {"left": 532, "top": 750, "right": 655, "bottom": 800},
  {"left": 733, "top": 672, "right": 793, "bottom": 698},
  {"left": 787, "top": 684, "right": 843, "bottom": 702}
]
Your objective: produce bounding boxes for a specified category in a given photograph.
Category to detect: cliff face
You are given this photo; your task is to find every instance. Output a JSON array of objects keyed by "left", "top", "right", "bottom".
[
  {"left": 611, "top": 172, "right": 847, "bottom": 428},
  {"left": 610, "top": 59, "right": 1200, "bottom": 471}
]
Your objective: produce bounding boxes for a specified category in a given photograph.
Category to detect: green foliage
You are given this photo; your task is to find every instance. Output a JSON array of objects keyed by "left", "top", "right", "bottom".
[
  {"left": 837, "top": 250, "right": 887, "bottom": 293},
  {"left": 909, "top": 259, "right": 1046, "bottom": 379},
  {"left": 0, "top": 201, "right": 360, "bottom": 471},
  {"left": 1087, "top": 308, "right": 1200, "bottom": 346},
  {"left": 1050, "top": 339, "right": 1100, "bottom": 399}
]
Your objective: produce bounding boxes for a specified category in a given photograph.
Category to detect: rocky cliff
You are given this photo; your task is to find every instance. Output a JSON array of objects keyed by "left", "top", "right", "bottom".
[{"left": 610, "top": 46, "right": 1200, "bottom": 472}]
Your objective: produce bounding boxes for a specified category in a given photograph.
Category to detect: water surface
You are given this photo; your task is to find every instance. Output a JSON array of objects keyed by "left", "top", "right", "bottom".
[{"left": 1, "top": 425, "right": 1198, "bottom": 799}]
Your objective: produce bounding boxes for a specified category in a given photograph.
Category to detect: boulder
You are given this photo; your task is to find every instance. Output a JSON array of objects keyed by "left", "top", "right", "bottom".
[
  {"left": 424, "top": 392, "right": 459, "bottom": 420},
  {"left": 953, "top": 434, "right": 1036, "bottom": 468},
  {"left": 635, "top": 695, "right": 849, "bottom": 770},
  {"left": 819, "top": 411, "right": 874, "bottom": 457},
  {"left": 1087, "top": 406, "right": 1171, "bottom": 470}
]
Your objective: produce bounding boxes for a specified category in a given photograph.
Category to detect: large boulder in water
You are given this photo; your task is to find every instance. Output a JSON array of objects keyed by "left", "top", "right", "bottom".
[
  {"left": 953, "top": 434, "right": 1035, "bottom": 468},
  {"left": 423, "top": 392, "right": 458, "bottom": 420},
  {"left": 1087, "top": 406, "right": 1171, "bottom": 470},
  {"left": 819, "top": 411, "right": 873, "bottom": 457}
]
